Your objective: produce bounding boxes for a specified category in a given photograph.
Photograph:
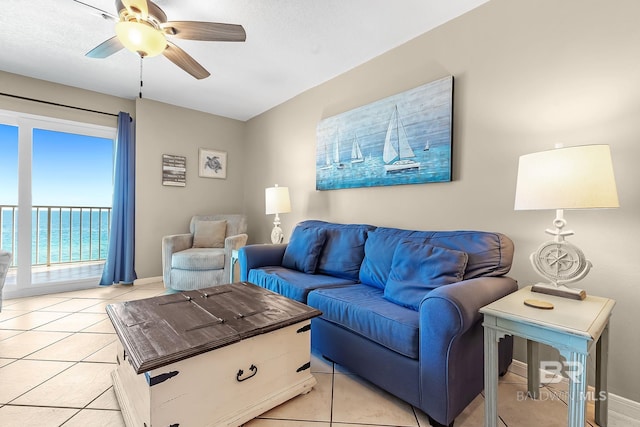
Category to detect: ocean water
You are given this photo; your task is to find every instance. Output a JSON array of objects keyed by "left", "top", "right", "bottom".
[{"left": 0, "top": 208, "right": 110, "bottom": 266}]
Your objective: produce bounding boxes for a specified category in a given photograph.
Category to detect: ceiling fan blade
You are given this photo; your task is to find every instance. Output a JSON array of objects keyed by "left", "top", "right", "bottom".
[
  {"left": 163, "top": 42, "right": 211, "bottom": 80},
  {"left": 122, "top": 0, "right": 149, "bottom": 19},
  {"left": 72, "top": 0, "right": 117, "bottom": 20},
  {"left": 86, "top": 36, "right": 125, "bottom": 58},
  {"left": 164, "top": 21, "right": 246, "bottom": 42}
]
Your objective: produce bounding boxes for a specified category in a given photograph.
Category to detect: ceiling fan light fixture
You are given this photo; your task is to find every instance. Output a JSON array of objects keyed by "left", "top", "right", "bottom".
[{"left": 115, "top": 21, "right": 166, "bottom": 57}]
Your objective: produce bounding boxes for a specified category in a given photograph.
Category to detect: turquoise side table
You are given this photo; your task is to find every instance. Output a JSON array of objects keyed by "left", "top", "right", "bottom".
[{"left": 480, "top": 285, "right": 615, "bottom": 427}]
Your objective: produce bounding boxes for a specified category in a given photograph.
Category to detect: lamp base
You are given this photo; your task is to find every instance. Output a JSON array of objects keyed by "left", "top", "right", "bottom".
[
  {"left": 270, "top": 225, "right": 284, "bottom": 244},
  {"left": 531, "top": 283, "right": 586, "bottom": 300}
]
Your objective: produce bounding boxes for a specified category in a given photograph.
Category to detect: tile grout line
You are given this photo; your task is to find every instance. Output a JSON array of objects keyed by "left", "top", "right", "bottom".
[
  {"left": 4, "top": 360, "right": 82, "bottom": 406},
  {"left": 1, "top": 292, "right": 117, "bottom": 411}
]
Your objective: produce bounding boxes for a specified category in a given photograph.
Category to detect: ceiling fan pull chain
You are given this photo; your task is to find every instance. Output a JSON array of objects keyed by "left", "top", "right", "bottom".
[{"left": 139, "top": 56, "right": 144, "bottom": 99}]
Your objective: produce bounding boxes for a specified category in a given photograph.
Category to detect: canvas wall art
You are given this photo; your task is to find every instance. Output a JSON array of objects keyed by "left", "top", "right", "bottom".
[{"left": 315, "top": 75, "right": 453, "bottom": 190}]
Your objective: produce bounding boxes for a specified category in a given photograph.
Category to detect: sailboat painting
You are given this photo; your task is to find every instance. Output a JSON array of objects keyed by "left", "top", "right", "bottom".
[
  {"left": 351, "top": 133, "right": 364, "bottom": 164},
  {"left": 383, "top": 105, "right": 420, "bottom": 173},
  {"left": 316, "top": 76, "right": 453, "bottom": 190}
]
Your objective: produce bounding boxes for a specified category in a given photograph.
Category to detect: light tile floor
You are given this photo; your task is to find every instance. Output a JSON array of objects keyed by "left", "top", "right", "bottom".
[{"left": 0, "top": 282, "right": 599, "bottom": 427}]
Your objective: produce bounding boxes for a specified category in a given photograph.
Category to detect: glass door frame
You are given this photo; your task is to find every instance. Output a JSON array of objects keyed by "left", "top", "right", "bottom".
[{"left": 0, "top": 109, "right": 116, "bottom": 297}]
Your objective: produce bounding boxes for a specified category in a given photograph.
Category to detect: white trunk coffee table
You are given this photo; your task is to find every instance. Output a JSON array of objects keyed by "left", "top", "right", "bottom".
[{"left": 106, "top": 281, "right": 321, "bottom": 427}]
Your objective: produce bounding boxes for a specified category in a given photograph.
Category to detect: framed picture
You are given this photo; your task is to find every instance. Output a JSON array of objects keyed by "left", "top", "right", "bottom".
[
  {"left": 316, "top": 75, "right": 453, "bottom": 190},
  {"left": 162, "top": 154, "right": 186, "bottom": 187},
  {"left": 199, "top": 148, "right": 227, "bottom": 179}
]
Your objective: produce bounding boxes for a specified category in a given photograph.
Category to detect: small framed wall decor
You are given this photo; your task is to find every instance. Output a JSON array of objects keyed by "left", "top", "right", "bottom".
[
  {"left": 199, "top": 148, "right": 227, "bottom": 179},
  {"left": 162, "top": 154, "right": 186, "bottom": 187}
]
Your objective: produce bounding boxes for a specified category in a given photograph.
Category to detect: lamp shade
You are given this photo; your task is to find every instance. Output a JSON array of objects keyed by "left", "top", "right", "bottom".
[
  {"left": 115, "top": 21, "right": 167, "bottom": 57},
  {"left": 265, "top": 185, "right": 291, "bottom": 215},
  {"left": 514, "top": 144, "right": 619, "bottom": 210}
]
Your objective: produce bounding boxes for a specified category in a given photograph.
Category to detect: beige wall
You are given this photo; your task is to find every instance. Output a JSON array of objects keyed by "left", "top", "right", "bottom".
[
  {"left": 134, "top": 99, "right": 246, "bottom": 278},
  {"left": 0, "top": 71, "right": 133, "bottom": 127},
  {"left": 244, "top": 0, "right": 640, "bottom": 402}
]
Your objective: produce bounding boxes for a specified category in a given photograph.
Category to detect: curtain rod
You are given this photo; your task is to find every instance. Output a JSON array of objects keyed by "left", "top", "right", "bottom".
[{"left": 0, "top": 92, "right": 122, "bottom": 118}]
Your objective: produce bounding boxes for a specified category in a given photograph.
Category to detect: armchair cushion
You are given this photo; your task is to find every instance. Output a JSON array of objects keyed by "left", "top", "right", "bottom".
[
  {"left": 171, "top": 248, "right": 225, "bottom": 270},
  {"left": 192, "top": 220, "right": 227, "bottom": 248},
  {"left": 383, "top": 240, "right": 468, "bottom": 310},
  {"left": 282, "top": 226, "right": 327, "bottom": 273}
]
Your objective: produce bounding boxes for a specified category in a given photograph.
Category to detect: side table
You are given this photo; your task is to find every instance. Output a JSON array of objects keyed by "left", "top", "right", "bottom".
[
  {"left": 480, "top": 286, "right": 615, "bottom": 427},
  {"left": 230, "top": 249, "right": 240, "bottom": 283}
]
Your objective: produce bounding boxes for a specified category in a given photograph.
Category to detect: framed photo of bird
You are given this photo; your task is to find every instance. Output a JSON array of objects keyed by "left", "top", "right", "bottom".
[{"left": 199, "top": 148, "right": 227, "bottom": 179}]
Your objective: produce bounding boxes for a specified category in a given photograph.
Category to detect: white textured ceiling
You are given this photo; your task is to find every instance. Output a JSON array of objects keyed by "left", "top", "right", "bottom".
[{"left": 0, "top": 0, "right": 487, "bottom": 121}]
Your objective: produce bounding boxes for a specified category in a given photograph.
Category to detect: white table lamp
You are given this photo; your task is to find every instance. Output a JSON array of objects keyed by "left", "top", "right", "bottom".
[
  {"left": 265, "top": 184, "right": 291, "bottom": 244},
  {"left": 514, "top": 144, "right": 619, "bottom": 299}
]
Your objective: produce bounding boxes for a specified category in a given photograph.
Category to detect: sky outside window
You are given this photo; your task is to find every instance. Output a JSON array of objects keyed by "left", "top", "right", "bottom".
[
  {"left": 33, "top": 129, "right": 114, "bottom": 207},
  {"left": 0, "top": 124, "right": 19, "bottom": 204},
  {"left": 1, "top": 125, "right": 114, "bottom": 207}
]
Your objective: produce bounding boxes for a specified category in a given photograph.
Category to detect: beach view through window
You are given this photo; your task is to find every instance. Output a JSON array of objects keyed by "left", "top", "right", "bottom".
[{"left": 0, "top": 124, "right": 114, "bottom": 269}]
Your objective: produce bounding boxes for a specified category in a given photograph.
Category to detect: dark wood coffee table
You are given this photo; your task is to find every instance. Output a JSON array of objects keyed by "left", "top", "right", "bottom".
[{"left": 107, "top": 281, "right": 321, "bottom": 427}]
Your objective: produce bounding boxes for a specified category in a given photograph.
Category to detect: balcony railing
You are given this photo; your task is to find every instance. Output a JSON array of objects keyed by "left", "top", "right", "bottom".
[{"left": 0, "top": 205, "right": 111, "bottom": 267}]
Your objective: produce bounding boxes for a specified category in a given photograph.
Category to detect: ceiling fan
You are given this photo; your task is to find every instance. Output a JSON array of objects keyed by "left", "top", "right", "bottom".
[{"left": 81, "top": 0, "right": 246, "bottom": 79}]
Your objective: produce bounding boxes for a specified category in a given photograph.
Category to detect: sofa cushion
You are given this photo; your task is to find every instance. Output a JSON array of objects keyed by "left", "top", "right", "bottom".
[
  {"left": 308, "top": 285, "right": 420, "bottom": 359},
  {"left": 172, "top": 248, "right": 225, "bottom": 270},
  {"left": 248, "top": 266, "right": 358, "bottom": 303},
  {"left": 360, "top": 228, "right": 513, "bottom": 288},
  {"left": 282, "top": 226, "right": 327, "bottom": 273},
  {"left": 295, "top": 220, "right": 375, "bottom": 281},
  {"left": 359, "top": 230, "right": 399, "bottom": 289},
  {"left": 383, "top": 240, "right": 468, "bottom": 310},
  {"left": 192, "top": 220, "right": 227, "bottom": 248}
]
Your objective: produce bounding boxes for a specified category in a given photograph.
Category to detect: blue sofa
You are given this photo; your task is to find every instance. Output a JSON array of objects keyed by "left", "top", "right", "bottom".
[{"left": 239, "top": 220, "right": 517, "bottom": 427}]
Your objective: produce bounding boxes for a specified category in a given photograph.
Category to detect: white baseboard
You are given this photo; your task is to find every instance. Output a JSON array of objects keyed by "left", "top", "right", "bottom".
[{"left": 509, "top": 359, "right": 640, "bottom": 426}]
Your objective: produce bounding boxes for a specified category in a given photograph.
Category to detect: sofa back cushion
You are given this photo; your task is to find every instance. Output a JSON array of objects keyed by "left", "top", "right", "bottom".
[
  {"left": 359, "top": 227, "right": 514, "bottom": 289},
  {"left": 383, "top": 240, "right": 468, "bottom": 310},
  {"left": 295, "top": 220, "right": 376, "bottom": 281},
  {"left": 282, "top": 226, "right": 327, "bottom": 273}
]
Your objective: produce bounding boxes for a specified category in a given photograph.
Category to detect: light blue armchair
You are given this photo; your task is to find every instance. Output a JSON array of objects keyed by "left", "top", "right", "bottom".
[
  {"left": 162, "top": 214, "right": 247, "bottom": 291},
  {"left": 0, "top": 250, "right": 12, "bottom": 312}
]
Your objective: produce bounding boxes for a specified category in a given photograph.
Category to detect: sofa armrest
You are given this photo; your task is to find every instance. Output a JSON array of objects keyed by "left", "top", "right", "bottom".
[
  {"left": 418, "top": 276, "right": 518, "bottom": 424},
  {"left": 223, "top": 233, "right": 249, "bottom": 281},
  {"left": 238, "top": 244, "right": 287, "bottom": 281},
  {"left": 421, "top": 276, "right": 518, "bottom": 336},
  {"left": 161, "top": 233, "right": 193, "bottom": 288}
]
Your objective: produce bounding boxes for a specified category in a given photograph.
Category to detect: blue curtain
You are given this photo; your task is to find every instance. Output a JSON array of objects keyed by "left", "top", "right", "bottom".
[{"left": 100, "top": 112, "right": 137, "bottom": 285}]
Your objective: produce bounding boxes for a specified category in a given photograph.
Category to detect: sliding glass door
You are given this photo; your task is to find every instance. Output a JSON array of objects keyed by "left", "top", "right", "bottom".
[
  {"left": 0, "top": 111, "right": 116, "bottom": 298},
  {"left": 0, "top": 123, "right": 19, "bottom": 288}
]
